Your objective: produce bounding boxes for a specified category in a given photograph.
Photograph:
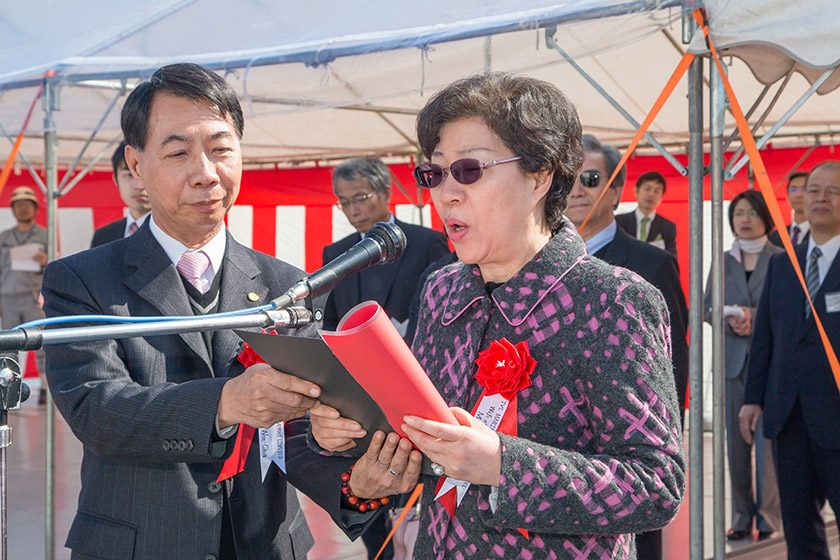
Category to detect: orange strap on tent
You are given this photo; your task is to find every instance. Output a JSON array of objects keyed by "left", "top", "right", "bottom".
[
  {"left": 694, "top": 9, "right": 840, "bottom": 393},
  {"left": 372, "top": 483, "right": 423, "bottom": 560},
  {"left": 579, "top": 50, "right": 696, "bottom": 235},
  {"left": 0, "top": 71, "right": 53, "bottom": 198}
]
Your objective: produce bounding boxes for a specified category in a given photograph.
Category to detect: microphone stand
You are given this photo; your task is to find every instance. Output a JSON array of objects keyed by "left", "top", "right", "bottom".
[
  {"left": 0, "top": 305, "right": 313, "bottom": 559},
  {"left": 0, "top": 353, "right": 29, "bottom": 560},
  {"left": 0, "top": 306, "right": 314, "bottom": 351}
]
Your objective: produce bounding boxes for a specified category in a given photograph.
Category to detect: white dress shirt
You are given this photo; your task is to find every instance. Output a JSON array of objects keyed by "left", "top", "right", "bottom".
[
  {"left": 806, "top": 232, "right": 840, "bottom": 286},
  {"left": 149, "top": 215, "right": 226, "bottom": 284},
  {"left": 584, "top": 220, "right": 618, "bottom": 255}
]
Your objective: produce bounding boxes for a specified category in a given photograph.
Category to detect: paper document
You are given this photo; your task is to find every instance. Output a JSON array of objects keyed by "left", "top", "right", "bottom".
[
  {"left": 10, "top": 243, "right": 44, "bottom": 272},
  {"left": 320, "top": 301, "right": 458, "bottom": 439}
]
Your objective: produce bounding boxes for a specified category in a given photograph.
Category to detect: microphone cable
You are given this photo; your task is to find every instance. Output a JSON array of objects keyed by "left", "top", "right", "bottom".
[{"left": 15, "top": 303, "right": 275, "bottom": 330}]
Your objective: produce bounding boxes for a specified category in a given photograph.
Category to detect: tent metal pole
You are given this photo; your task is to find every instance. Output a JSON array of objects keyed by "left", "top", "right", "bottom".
[
  {"left": 723, "top": 72, "right": 793, "bottom": 171},
  {"left": 687, "top": 51, "right": 705, "bottom": 560},
  {"left": 709, "top": 55, "right": 726, "bottom": 560},
  {"left": 0, "top": 122, "right": 47, "bottom": 193},
  {"left": 57, "top": 91, "right": 123, "bottom": 192},
  {"left": 41, "top": 77, "right": 58, "bottom": 560},
  {"left": 60, "top": 135, "right": 123, "bottom": 197},
  {"left": 721, "top": 83, "right": 771, "bottom": 153},
  {"left": 725, "top": 67, "right": 835, "bottom": 179},
  {"left": 773, "top": 138, "right": 820, "bottom": 192},
  {"left": 544, "top": 32, "right": 687, "bottom": 177},
  {"left": 683, "top": 5, "right": 706, "bottom": 556}
]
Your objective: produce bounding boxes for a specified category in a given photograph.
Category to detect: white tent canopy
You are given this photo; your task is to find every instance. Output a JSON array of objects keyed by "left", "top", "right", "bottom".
[
  {"left": 689, "top": 0, "right": 840, "bottom": 94},
  {"left": 0, "top": 0, "right": 839, "bottom": 169}
]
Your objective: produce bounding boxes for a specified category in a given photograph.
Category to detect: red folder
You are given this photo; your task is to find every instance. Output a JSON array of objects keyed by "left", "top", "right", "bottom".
[{"left": 320, "top": 301, "right": 457, "bottom": 438}]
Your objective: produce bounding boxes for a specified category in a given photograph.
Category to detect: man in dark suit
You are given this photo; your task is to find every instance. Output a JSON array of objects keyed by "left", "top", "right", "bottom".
[
  {"left": 322, "top": 158, "right": 449, "bottom": 334},
  {"left": 740, "top": 161, "right": 840, "bottom": 560},
  {"left": 768, "top": 171, "right": 810, "bottom": 248},
  {"left": 321, "top": 158, "right": 447, "bottom": 559},
  {"left": 615, "top": 170, "right": 678, "bottom": 258},
  {"left": 90, "top": 141, "right": 151, "bottom": 247},
  {"left": 566, "top": 135, "right": 689, "bottom": 560},
  {"left": 43, "top": 63, "right": 407, "bottom": 560}
]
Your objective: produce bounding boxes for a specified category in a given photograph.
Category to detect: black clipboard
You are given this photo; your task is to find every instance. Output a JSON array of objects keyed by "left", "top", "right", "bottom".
[{"left": 235, "top": 330, "right": 436, "bottom": 475}]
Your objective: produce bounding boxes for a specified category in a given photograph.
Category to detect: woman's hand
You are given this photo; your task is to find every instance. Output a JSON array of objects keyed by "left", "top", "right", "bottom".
[
  {"left": 309, "top": 403, "right": 366, "bottom": 452},
  {"left": 402, "top": 407, "right": 501, "bottom": 486},
  {"left": 728, "top": 306, "right": 752, "bottom": 336},
  {"left": 349, "top": 431, "right": 422, "bottom": 499}
]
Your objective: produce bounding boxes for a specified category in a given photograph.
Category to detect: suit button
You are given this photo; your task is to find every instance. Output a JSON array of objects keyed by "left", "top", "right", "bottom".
[
  {"left": 169, "top": 439, "right": 178, "bottom": 450},
  {"left": 204, "top": 555, "right": 217, "bottom": 560},
  {"left": 178, "top": 441, "right": 187, "bottom": 451},
  {"left": 162, "top": 441, "right": 170, "bottom": 451},
  {"left": 186, "top": 440, "right": 194, "bottom": 451},
  {"left": 207, "top": 482, "right": 222, "bottom": 494}
]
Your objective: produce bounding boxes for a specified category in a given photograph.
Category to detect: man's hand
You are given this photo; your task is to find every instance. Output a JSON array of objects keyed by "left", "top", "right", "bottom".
[
  {"left": 349, "top": 431, "right": 421, "bottom": 499},
  {"left": 738, "top": 404, "right": 763, "bottom": 445},
  {"left": 33, "top": 251, "right": 47, "bottom": 267},
  {"left": 310, "top": 402, "right": 366, "bottom": 452},
  {"left": 217, "top": 363, "right": 321, "bottom": 429}
]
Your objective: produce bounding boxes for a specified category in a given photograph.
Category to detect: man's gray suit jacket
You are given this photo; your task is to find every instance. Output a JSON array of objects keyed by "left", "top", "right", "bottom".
[{"left": 42, "top": 223, "right": 364, "bottom": 559}]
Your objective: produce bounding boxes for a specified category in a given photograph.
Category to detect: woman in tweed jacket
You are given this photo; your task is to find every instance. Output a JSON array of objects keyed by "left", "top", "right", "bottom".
[{"left": 314, "top": 73, "right": 685, "bottom": 559}]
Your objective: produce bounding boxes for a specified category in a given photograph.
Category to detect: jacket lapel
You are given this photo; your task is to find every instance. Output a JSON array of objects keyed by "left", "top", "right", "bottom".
[
  {"left": 123, "top": 224, "right": 213, "bottom": 371},
  {"left": 359, "top": 220, "right": 406, "bottom": 307},
  {"left": 745, "top": 245, "right": 774, "bottom": 302},
  {"left": 333, "top": 234, "right": 362, "bottom": 311},
  {"left": 212, "top": 234, "right": 269, "bottom": 377},
  {"left": 649, "top": 215, "right": 667, "bottom": 241},
  {"left": 726, "top": 252, "right": 750, "bottom": 304}
]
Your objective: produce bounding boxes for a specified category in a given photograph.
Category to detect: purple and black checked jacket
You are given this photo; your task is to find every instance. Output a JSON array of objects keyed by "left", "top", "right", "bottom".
[{"left": 410, "top": 221, "right": 686, "bottom": 559}]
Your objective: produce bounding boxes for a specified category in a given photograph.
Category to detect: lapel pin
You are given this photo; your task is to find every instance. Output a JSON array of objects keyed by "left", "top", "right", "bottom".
[{"left": 247, "top": 292, "right": 260, "bottom": 302}]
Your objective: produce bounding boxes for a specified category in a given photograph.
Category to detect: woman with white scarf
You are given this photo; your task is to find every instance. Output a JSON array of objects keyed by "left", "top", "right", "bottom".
[{"left": 704, "top": 189, "right": 784, "bottom": 542}]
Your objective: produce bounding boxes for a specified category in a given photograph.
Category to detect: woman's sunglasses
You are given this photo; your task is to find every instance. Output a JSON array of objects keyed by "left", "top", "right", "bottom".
[{"left": 413, "top": 156, "right": 523, "bottom": 189}]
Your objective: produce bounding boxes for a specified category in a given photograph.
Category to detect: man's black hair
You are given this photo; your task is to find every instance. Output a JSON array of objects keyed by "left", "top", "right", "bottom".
[{"left": 121, "top": 63, "right": 244, "bottom": 150}]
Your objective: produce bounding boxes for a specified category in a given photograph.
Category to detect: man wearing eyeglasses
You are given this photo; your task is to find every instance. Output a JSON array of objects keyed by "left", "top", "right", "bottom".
[
  {"left": 740, "top": 161, "right": 840, "bottom": 559},
  {"left": 565, "top": 134, "right": 688, "bottom": 560},
  {"left": 769, "top": 171, "right": 811, "bottom": 248},
  {"left": 321, "top": 157, "right": 448, "bottom": 558}
]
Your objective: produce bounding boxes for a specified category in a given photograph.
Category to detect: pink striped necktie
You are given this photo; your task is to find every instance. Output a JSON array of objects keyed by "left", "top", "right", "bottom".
[
  {"left": 177, "top": 251, "right": 211, "bottom": 294},
  {"left": 128, "top": 221, "right": 139, "bottom": 235}
]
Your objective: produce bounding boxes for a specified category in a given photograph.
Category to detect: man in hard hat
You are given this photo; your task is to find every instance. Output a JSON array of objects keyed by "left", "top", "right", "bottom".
[{"left": 0, "top": 186, "right": 48, "bottom": 403}]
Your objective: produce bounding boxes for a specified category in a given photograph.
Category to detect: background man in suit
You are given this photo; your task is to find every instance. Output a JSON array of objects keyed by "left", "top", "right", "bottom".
[
  {"left": 322, "top": 157, "right": 449, "bottom": 334},
  {"left": 0, "top": 186, "right": 48, "bottom": 403},
  {"left": 769, "top": 171, "right": 810, "bottom": 248},
  {"left": 321, "top": 157, "right": 447, "bottom": 559},
  {"left": 90, "top": 141, "right": 151, "bottom": 247},
  {"left": 42, "top": 63, "right": 409, "bottom": 560},
  {"left": 740, "top": 161, "right": 840, "bottom": 560},
  {"left": 615, "top": 170, "right": 678, "bottom": 257},
  {"left": 565, "top": 134, "right": 688, "bottom": 560}
]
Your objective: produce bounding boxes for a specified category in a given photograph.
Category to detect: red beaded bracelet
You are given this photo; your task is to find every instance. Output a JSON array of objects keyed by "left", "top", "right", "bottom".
[{"left": 341, "top": 463, "right": 390, "bottom": 513}]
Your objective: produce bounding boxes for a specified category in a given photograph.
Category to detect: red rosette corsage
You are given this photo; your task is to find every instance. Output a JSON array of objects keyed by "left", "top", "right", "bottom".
[{"left": 474, "top": 338, "right": 536, "bottom": 399}]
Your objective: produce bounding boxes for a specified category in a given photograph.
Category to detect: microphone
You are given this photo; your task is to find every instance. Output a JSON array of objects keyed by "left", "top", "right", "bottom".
[{"left": 270, "top": 222, "right": 406, "bottom": 310}]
